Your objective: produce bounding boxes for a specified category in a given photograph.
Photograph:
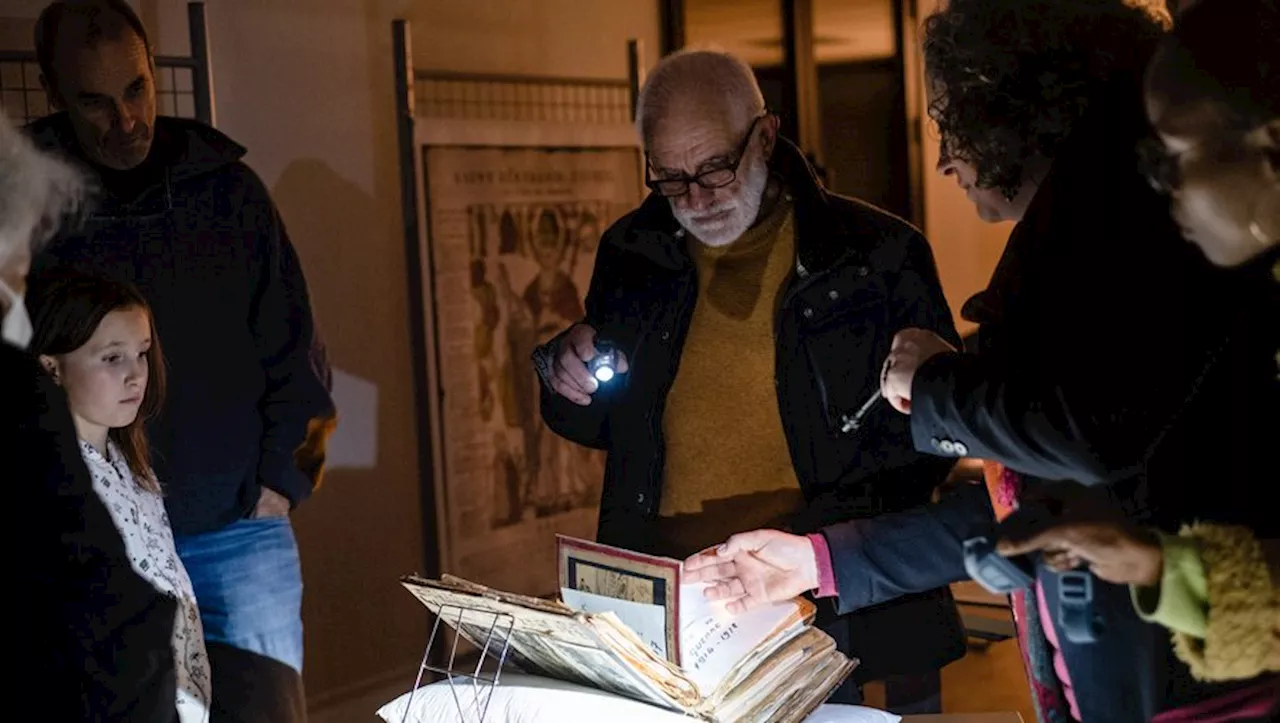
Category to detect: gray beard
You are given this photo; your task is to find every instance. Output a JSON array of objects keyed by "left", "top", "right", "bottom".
[{"left": 673, "top": 154, "right": 771, "bottom": 248}]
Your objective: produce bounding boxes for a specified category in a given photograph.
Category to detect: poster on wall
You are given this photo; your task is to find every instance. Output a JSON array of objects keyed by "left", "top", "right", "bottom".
[{"left": 422, "top": 145, "right": 642, "bottom": 597}]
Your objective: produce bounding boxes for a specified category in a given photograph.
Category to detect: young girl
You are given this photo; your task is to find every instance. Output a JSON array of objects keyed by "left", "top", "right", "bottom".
[{"left": 30, "top": 273, "right": 211, "bottom": 723}]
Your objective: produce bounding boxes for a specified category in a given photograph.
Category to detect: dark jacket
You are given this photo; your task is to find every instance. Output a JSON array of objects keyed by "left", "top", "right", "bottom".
[
  {"left": 25, "top": 114, "right": 334, "bottom": 535},
  {"left": 207, "top": 642, "right": 307, "bottom": 723},
  {"left": 820, "top": 83, "right": 1279, "bottom": 721},
  {"left": 534, "top": 139, "right": 966, "bottom": 682},
  {"left": 6, "top": 340, "right": 178, "bottom": 721}
]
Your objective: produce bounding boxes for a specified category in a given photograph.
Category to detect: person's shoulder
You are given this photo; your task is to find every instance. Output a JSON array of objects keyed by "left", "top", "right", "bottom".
[
  {"left": 22, "top": 112, "right": 75, "bottom": 153},
  {"left": 0, "top": 342, "right": 44, "bottom": 405},
  {"left": 824, "top": 192, "right": 923, "bottom": 241},
  {"left": 160, "top": 116, "right": 247, "bottom": 164},
  {"left": 822, "top": 192, "right": 933, "bottom": 270},
  {"left": 599, "top": 206, "right": 641, "bottom": 247},
  {"left": 159, "top": 117, "right": 269, "bottom": 194},
  {"left": 598, "top": 195, "right": 680, "bottom": 255}
]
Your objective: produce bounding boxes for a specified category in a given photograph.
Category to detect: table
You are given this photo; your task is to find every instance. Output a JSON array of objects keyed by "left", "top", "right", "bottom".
[
  {"left": 807, "top": 706, "right": 1023, "bottom": 723},
  {"left": 902, "top": 715, "right": 1024, "bottom": 723}
]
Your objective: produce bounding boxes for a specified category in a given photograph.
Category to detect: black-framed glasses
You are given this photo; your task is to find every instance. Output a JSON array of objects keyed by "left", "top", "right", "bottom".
[
  {"left": 1136, "top": 135, "right": 1183, "bottom": 195},
  {"left": 644, "top": 112, "right": 769, "bottom": 198}
]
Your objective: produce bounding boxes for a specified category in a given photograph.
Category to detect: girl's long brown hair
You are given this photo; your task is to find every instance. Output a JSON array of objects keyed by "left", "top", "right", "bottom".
[{"left": 29, "top": 271, "right": 166, "bottom": 493}]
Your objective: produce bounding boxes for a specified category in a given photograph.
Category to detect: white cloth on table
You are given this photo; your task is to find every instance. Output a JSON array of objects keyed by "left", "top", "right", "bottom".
[{"left": 376, "top": 672, "right": 901, "bottom": 722}]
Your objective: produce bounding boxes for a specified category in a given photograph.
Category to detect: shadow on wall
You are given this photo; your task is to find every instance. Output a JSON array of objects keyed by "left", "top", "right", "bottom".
[{"left": 271, "top": 156, "right": 429, "bottom": 706}]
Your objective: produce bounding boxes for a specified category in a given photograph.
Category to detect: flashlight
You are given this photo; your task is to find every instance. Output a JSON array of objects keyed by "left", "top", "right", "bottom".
[{"left": 588, "top": 342, "right": 618, "bottom": 384}]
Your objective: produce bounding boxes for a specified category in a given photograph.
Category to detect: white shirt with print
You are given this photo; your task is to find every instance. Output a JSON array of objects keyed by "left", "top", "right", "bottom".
[{"left": 81, "top": 440, "right": 211, "bottom": 723}]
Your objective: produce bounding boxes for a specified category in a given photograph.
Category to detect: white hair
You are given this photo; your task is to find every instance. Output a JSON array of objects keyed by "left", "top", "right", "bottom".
[
  {"left": 634, "top": 48, "right": 766, "bottom": 144},
  {"left": 0, "top": 109, "right": 91, "bottom": 268}
]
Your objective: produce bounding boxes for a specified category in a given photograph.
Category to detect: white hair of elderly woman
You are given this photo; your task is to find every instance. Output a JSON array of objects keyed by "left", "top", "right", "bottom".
[{"left": 0, "top": 109, "right": 92, "bottom": 274}]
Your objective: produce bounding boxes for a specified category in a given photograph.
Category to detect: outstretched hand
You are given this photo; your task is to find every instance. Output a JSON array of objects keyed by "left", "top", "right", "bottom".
[
  {"left": 683, "top": 530, "right": 819, "bottom": 615},
  {"left": 998, "top": 520, "right": 1163, "bottom": 587}
]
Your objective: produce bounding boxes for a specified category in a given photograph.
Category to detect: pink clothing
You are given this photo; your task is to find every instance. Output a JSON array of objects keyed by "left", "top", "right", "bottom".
[
  {"left": 808, "top": 533, "right": 838, "bottom": 598},
  {"left": 1036, "top": 578, "right": 1082, "bottom": 721}
]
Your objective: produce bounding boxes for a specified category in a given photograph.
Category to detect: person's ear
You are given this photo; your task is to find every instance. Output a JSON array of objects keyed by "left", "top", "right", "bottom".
[
  {"left": 759, "top": 113, "right": 781, "bottom": 157},
  {"left": 38, "top": 354, "right": 62, "bottom": 384},
  {"left": 39, "top": 73, "right": 66, "bottom": 112}
]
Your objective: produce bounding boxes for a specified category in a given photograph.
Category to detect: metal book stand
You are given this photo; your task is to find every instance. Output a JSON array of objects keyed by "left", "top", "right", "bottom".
[{"left": 402, "top": 603, "right": 516, "bottom": 723}]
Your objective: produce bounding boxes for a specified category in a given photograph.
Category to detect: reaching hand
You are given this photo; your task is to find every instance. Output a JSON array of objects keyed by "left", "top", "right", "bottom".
[
  {"left": 880, "top": 328, "right": 957, "bottom": 414},
  {"left": 548, "top": 324, "right": 629, "bottom": 406},
  {"left": 683, "top": 530, "right": 819, "bottom": 615},
  {"left": 998, "top": 521, "right": 1164, "bottom": 587}
]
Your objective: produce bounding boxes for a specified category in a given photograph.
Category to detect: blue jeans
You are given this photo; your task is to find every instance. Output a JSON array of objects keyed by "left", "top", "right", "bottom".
[{"left": 175, "top": 516, "right": 305, "bottom": 673}]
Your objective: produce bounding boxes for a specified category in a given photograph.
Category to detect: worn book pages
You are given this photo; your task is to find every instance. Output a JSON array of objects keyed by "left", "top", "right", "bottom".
[
  {"left": 556, "top": 534, "right": 815, "bottom": 698},
  {"left": 402, "top": 571, "right": 855, "bottom": 723},
  {"left": 559, "top": 587, "right": 670, "bottom": 660},
  {"left": 702, "top": 628, "right": 855, "bottom": 722},
  {"left": 401, "top": 575, "right": 695, "bottom": 709},
  {"left": 678, "top": 582, "right": 814, "bottom": 698}
]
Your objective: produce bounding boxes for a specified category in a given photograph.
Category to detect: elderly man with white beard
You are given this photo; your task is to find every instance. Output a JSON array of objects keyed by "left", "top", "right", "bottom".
[
  {"left": 2, "top": 110, "right": 180, "bottom": 720},
  {"left": 532, "top": 49, "right": 965, "bottom": 712}
]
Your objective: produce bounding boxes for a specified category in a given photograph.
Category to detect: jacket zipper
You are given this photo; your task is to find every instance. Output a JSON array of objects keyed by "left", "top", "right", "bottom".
[{"left": 773, "top": 256, "right": 840, "bottom": 506}]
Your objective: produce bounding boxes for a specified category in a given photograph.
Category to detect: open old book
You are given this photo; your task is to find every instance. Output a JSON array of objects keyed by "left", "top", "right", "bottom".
[{"left": 400, "top": 538, "right": 856, "bottom": 723}]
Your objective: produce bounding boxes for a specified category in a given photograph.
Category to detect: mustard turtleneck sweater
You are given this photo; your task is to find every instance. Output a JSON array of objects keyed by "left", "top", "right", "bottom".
[{"left": 656, "top": 194, "right": 803, "bottom": 553}]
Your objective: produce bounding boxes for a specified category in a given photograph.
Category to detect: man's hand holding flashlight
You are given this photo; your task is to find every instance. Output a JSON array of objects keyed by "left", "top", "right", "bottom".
[{"left": 549, "top": 324, "right": 629, "bottom": 406}]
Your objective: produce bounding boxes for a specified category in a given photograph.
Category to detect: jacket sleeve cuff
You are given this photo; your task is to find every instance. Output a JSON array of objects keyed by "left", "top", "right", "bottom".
[
  {"left": 1167, "top": 522, "right": 1277, "bottom": 681},
  {"left": 817, "top": 522, "right": 874, "bottom": 615},
  {"left": 258, "top": 450, "right": 313, "bottom": 508},
  {"left": 807, "top": 533, "right": 837, "bottom": 598},
  {"left": 1131, "top": 532, "right": 1207, "bottom": 638},
  {"left": 532, "top": 338, "right": 560, "bottom": 392},
  {"left": 909, "top": 351, "right": 964, "bottom": 455}
]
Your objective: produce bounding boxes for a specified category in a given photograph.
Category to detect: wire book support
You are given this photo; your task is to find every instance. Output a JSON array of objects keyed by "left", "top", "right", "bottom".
[{"left": 402, "top": 603, "right": 515, "bottom": 723}]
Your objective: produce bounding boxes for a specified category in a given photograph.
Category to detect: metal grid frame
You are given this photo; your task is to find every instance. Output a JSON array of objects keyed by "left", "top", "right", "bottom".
[
  {"left": 399, "top": 603, "right": 516, "bottom": 723},
  {"left": 414, "top": 70, "right": 633, "bottom": 125},
  {"left": 0, "top": 2, "right": 213, "bottom": 126}
]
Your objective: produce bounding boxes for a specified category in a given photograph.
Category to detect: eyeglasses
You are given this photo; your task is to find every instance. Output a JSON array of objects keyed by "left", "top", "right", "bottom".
[
  {"left": 644, "top": 112, "right": 769, "bottom": 198},
  {"left": 1136, "top": 136, "right": 1183, "bottom": 195}
]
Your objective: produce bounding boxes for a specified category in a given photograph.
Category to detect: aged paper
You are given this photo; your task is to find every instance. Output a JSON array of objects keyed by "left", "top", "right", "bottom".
[
  {"left": 560, "top": 588, "right": 668, "bottom": 659},
  {"left": 400, "top": 575, "right": 690, "bottom": 710},
  {"left": 422, "top": 146, "right": 642, "bottom": 596},
  {"left": 400, "top": 573, "right": 853, "bottom": 723},
  {"left": 678, "top": 583, "right": 811, "bottom": 697}
]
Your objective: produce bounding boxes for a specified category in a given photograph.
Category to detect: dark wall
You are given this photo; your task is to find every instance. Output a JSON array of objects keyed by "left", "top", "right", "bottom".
[
  {"left": 755, "top": 60, "right": 911, "bottom": 219},
  {"left": 817, "top": 60, "right": 910, "bottom": 217}
]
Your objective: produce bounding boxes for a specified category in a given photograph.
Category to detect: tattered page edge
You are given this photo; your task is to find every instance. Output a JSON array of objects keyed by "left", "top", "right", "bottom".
[
  {"left": 399, "top": 574, "right": 704, "bottom": 712},
  {"left": 695, "top": 627, "right": 857, "bottom": 722}
]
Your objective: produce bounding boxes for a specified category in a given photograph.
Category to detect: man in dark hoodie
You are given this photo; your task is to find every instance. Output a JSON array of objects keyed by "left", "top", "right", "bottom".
[{"left": 25, "top": 0, "right": 333, "bottom": 687}]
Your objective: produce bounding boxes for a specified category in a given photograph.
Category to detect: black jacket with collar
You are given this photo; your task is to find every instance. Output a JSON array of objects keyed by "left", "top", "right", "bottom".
[
  {"left": 24, "top": 113, "right": 334, "bottom": 535},
  {"left": 535, "top": 139, "right": 966, "bottom": 681}
]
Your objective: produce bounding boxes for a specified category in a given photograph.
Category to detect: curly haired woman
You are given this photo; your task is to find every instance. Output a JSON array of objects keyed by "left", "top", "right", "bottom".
[
  {"left": 685, "top": 1, "right": 1275, "bottom": 721},
  {"left": 1000, "top": 1, "right": 1279, "bottom": 720}
]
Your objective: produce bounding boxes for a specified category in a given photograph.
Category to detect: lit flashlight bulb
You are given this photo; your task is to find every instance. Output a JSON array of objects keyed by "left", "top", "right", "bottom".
[{"left": 589, "top": 344, "right": 617, "bottom": 384}]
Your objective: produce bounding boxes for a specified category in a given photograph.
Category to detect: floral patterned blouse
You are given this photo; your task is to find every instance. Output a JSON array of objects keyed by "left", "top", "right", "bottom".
[{"left": 81, "top": 440, "right": 211, "bottom": 722}]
